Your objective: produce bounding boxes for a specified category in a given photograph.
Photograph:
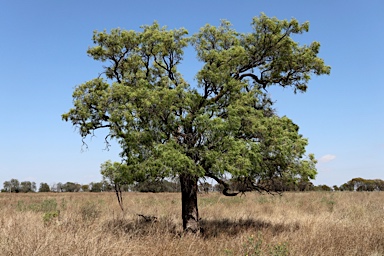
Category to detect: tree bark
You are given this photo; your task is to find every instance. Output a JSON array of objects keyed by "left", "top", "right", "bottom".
[{"left": 179, "top": 173, "right": 199, "bottom": 233}]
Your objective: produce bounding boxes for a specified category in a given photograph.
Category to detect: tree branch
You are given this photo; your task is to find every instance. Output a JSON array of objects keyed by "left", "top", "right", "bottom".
[
  {"left": 238, "top": 73, "right": 268, "bottom": 89},
  {"left": 205, "top": 172, "right": 239, "bottom": 197}
]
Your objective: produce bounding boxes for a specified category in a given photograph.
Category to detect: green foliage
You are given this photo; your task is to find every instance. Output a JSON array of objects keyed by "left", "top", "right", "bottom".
[
  {"left": 89, "top": 182, "right": 104, "bottom": 192},
  {"left": 314, "top": 184, "right": 332, "bottom": 191},
  {"left": 101, "top": 160, "right": 134, "bottom": 188},
  {"left": 16, "top": 198, "right": 61, "bottom": 225},
  {"left": 242, "top": 233, "right": 289, "bottom": 256},
  {"left": 243, "top": 233, "right": 263, "bottom": 256},
  {"left": 268, "top": 242, "right": 289, "bottom": 256},
  {"left": 42, "top": 211, "right": 60, "bottom": 225},
  {"left": 38, "top": 182, "right": 50, "bottom": 192},
  {"left": 341, "top": 177, "right": 384, "bottom": 191},
  {"left": 20, "top": 181, "right": 36, "bottom": 193},
  {"left": 62, "top": 182, "right": 81, "bottom": 192},
  {"left": 225, "top": 232, "right": 289, "bottom": 256},
  {"left": 3, "top": 179, "right": 20, "bottom": 193},
  {"left": 17, "top": 199, "right": 57, "bottom": 213},
  {"left": 63, "top": 14, "right": 329, "bottom": 193},
  {"left": 40, "top": 199, "right": 58, "bottom": 212},
  {"left": 2, "top": 180, "right": 36, "bottom": 193},
  {"left": 131, "top": 179, "right": 180, "bottom": 192},
  {"left": 81, "top": 184, "right": 89, "bottom": 192},
  {"left": 63, "top": 15, "right": 328, "bottom": 229}
]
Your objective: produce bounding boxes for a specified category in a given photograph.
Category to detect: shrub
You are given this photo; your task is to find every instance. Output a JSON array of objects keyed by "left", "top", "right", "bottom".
[{"left": 79, "top": 201, "right": 101, "bottom": 221}]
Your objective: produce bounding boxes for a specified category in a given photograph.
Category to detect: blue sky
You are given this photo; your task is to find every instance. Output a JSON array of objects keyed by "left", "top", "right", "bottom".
[{"left": 1, "top": 0, "right": 383, "bottom": 188}]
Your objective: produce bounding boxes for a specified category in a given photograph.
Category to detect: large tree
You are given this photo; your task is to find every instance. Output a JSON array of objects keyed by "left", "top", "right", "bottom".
[{"left": 63, "top": 14, "right": 330, "bottom": 232}]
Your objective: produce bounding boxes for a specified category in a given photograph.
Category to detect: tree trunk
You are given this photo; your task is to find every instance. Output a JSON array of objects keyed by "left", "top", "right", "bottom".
[{"left": 180, "top": 173, "right": 199, "bottom": 233}]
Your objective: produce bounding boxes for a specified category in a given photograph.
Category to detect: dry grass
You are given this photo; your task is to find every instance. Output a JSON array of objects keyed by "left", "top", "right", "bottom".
[{"left": 0, "top": 191, "right": 383, "bottom": 255}]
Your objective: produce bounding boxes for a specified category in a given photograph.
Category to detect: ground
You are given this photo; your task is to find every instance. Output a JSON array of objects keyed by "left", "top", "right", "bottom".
[{"left": 0, "top": 191, "right": 383, "bottom": 255}]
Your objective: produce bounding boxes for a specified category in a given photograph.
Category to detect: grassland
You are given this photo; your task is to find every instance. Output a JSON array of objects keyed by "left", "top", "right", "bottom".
[{"left": 0, "top": 191, "right": 383, "bottom": 255}]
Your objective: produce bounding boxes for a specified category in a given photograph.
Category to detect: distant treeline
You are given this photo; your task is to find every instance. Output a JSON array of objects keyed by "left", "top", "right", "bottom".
[
  {"left": 0, "top": 179, "right": 181, "bottom": 193},
  {"left": 1, "top": 177, "right": 384, "bottom": 193}
]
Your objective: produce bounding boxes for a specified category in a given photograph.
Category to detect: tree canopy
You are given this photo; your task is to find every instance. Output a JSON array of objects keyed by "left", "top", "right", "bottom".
[
  {"left": 63, "top": 14, "right": 330, "bottom": 231},
  {"left": 38, "top": 182, "right": 51, "bottom": 192}
]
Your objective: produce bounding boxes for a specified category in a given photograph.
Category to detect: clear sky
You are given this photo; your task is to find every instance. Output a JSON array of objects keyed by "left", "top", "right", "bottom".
[{"left": 1, "top": 0, "right": 383, "bottom": 188}]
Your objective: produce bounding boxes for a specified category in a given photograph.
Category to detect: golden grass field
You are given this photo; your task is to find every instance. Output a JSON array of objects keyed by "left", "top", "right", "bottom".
[{"left": 0, "top": 191, "right": 383, "bottom": 256}]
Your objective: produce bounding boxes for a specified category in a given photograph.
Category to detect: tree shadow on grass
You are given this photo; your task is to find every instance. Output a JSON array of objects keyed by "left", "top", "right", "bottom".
[
  {"left": 103, "top": 216, "right": 300, "bottom": 238},
  {"left": 200, "top": 218, "right": 300, "bottom": 238},
  {"left": 103, "top": 216, "right": 178, "bottom": 237}
]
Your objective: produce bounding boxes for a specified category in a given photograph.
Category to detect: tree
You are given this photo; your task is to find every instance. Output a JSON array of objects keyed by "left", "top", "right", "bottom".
[
  {"left": 343, "top": 178, "right": 384, "bottom": 192},
  {"left": 56, "top": 182, "right": 63, "bottom": 192},
  {"left": 20, "top": 181, "right": 36, "bottom": 193},
  {"left": 314, "top": 184, "right": 332, "bottom": 191},
  {"left": 3, "top": 179, "right": 20, "bottom": 193},
  {"left": 81, "top": 184, "right": 90, "bottom": 192},
  {"left": 297, "top": 179, "right": 314, "bottom": 191},
  {"left": 213, "top": 183, "right": 224, "bottom": 192},
  {"left": 374, "top": 179, "right": 384, "bottom": 191},
  {"left": 63, "top": 14, "right": 330, "bottom": 232},
  {"left": 199, "top": 181, "right": 212, "bottom": 193},
  {"left": 39, "top": 182, "right": 51, "bottom": 192},
  {"left": 101, "top": 160, "right": 134, "bottom": 210},
  {"left": 62, "top": 182, "right": 81, "bottom": 192},
  {"left": 90, "top": 182, "right": 103, "bottom": 192},
  {"left": 339, "top": 182, "right": 354, "bottom": 191},
  {"left": 2, "top": 181, "right": 11, "bottom": 192}
]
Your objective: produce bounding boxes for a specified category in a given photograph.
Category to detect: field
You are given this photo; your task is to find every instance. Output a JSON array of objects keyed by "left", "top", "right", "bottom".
[{"left": 0, "top": 191, "right": 383, "bottom": 256}]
